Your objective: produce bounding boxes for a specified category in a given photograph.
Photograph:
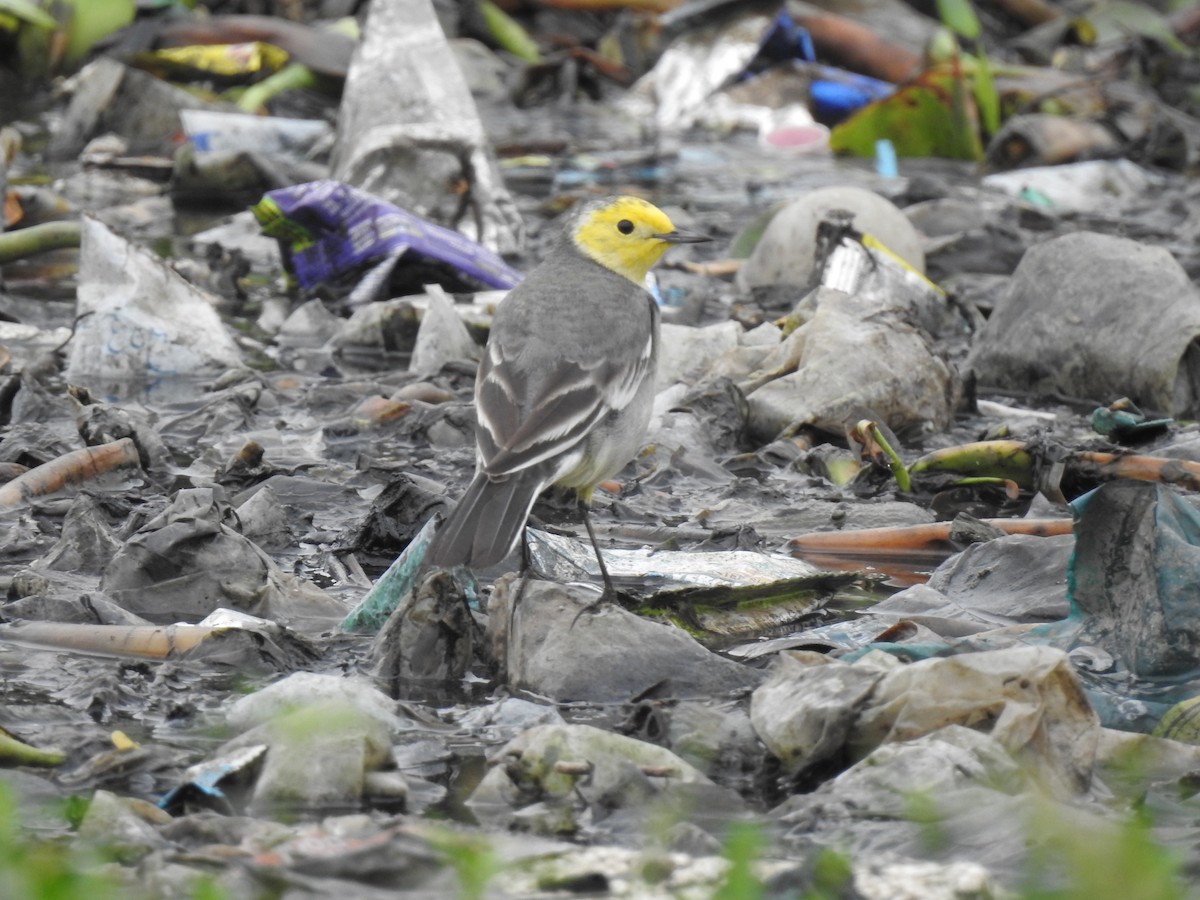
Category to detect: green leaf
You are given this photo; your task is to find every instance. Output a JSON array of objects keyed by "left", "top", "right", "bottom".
[
  {"left": 830, "top": 66, "right": 984, "bottom": 161},
  {"left": 936, "top": 0, "right": 981, "bottom": 40},
  {"left": 62, "top": 0, "right": 135, "bottom": 66},
  {"left": 714, "top": 822, "right": 765, "bottom": 900},
  {"left": 0, "top": 0, "right": 56, "bottom": 29},
  {"left": 479, "top": 0, "right": 541, "bottom": 64},
  {"left": 973, "top": 49, "right": 1000, "bottom": 135}
]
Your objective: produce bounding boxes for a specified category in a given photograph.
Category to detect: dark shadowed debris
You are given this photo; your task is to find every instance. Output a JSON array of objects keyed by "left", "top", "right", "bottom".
[
  {"left": 1070, "top": 481, "right": 1200, "bottom": 681},
  {"left": 339, "top": 472, "right": 449, "bottom": 565},
  {"left": 367, "top": 569, "right": 478, "bottom": 690},
  {"left": 100, "top": 487, "right": 346, "bottom": 630}
]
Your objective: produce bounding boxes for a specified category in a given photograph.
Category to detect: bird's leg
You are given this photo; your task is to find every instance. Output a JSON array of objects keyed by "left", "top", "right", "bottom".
[
  {"left": 505, "top": 532, "right": 533, "bottom": 672},
  {"left": 511, "top": 525, "right": 534, "bottom": 619},
  {"left": 570, "top": 498, "right": 616, "bottom": 629},
  {"left": 579, "top": 500, "right": 615, "bottom": 599}
]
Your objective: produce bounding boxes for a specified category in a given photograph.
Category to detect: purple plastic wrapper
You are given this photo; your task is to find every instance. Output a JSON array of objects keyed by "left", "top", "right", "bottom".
[{"left": 255, "top": 180, "right": 523, "bottom": 292}]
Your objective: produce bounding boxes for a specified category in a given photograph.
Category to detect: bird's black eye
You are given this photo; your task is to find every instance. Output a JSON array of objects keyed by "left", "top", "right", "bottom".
[{"left": 617, "top": 219, "right": 634, "bottom": 235}]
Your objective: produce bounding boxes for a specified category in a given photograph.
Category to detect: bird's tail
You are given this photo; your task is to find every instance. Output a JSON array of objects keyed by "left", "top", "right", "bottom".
[{"left": 424, "top": 472, "right": 542, "bottom": 570}]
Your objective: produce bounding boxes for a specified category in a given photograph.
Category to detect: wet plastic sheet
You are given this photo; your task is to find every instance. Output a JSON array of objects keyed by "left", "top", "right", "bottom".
[
  {"left": 66, "top": 216, "right": 244, "bottom": 389},
  {"left": 100, "top": 488, "right": 346, "bottom": 630},
  {"left": 254, "top": 180, "right": 522, "bottom": 293},
  {"left": 1068, "top": 481, "right": 1200, "bottom": 680},
  {"left": 821, "top": 481, "right": 1200, "bottom": 733}
]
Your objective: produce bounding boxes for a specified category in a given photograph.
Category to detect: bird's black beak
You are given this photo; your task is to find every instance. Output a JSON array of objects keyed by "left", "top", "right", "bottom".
[{"left": 657, "top": 228, "right": 712, "bottom": 244}]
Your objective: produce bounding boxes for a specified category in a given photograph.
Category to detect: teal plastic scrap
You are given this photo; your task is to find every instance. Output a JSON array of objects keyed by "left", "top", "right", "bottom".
[
  {"left": 341, "top": 516, "right": 445, "bottom": 634},
  {"left": 1090, "top": 399, "right": 1172, "bottom": 443},
  {"left": 1067, "top": 480, "right": 1200, "bottom": 677}
]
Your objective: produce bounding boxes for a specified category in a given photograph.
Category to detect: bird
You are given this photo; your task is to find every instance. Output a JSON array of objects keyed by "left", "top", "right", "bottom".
[{"left": 423, "top": 195, "right": 710, "bottom": 588}]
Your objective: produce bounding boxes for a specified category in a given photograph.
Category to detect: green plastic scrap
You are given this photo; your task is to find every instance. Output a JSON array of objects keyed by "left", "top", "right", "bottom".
[
  {"left": 1153, "top": 694, "right": 1200, "bottom": 744},
  {"left": 251, "top": 196, "right": 316, "bottom": 252},
  {"left": 0, "top": 729, "right": 66, "bottom": 766},
  {"left": 341, "top": 516, "right": 439, "bottom": 633},
  {"left": 479, "top": 0, "right": 541, "bottom": 63},
  {"left": 1017, "top": 187, "right": 1054, "bottom": 208},
  {"left": 1090, "top": 399, "right": 1172, "bottom": 443},
  {"left": 340, "top": 516, "right": 481, "bottom": 633}
]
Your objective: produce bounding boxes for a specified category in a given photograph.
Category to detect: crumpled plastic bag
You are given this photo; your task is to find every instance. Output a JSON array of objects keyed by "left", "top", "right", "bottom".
[
  {"left": 466, "top": 723, "right": 743, "bottom": 837},
  {"left": 1069, "top": 480, "right": 1200, "bottom": 679},
  {"left": 751, "top": 645, "right": 1099, "bottom": 796},
  {"left": 66, "top": 216, "right": 245, "bottom": 391},
  {"left": 330, "top": 0, "right": 522, "bottom": 254},
  {"left": 743, "top": 287, "right": 956, "bottom": 439},
  {"left": 851, "top": 645, "right": 1099, "bottom": 796},
  {"left": 791, "top": 480, "right": 1200, "bottom": 734},
  {"left": 100, "top": 488, "right": 345, "bottom": 630}
]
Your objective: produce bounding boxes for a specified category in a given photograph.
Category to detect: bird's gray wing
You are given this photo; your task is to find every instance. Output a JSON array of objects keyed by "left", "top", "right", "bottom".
[{"left": 473, "top": 324, "right": 655, "bottom": 478}]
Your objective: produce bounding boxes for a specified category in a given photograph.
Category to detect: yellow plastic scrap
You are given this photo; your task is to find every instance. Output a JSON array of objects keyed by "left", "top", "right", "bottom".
[
  {"left": 252, "top": 195, "right": 316, "bottom": 253},
  {"left": 144, "top": 41, "right": 291, "bottom": 79},
  {"left": 111, "top": 730, "right": 139, "bottom": 751},
  {"left": 861, "top": 232, "right": 946, "bottom": 296}
]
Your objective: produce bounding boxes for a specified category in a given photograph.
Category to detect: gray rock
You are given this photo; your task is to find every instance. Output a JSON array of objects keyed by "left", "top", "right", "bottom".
[
  {"left": 487, "top": 577, "right": 764, "bottom": 703},
  {"left": 967, "top": 231, "right": 1200, "bottom": 415},
  {"left": 750, "top": 653, "right": 886, "bottom": 772},
  {"left": 224, "top": 673, "right": 402, "bottom": 813}
]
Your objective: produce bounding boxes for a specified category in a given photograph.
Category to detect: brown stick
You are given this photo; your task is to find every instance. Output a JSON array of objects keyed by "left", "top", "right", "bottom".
[
  {"left": 790, "top": 518, "right": 1074, "bottom": 557},
  {"left": 0, "top": 621, "right": 219, "bottom": 658},
  {"left": 1071, "top": 451, "right": 1200, "bottom": 492},
  {"left": 788, "top": 11, "right": 922, "bottom": 84},
  {"left": 978, "top": 0, "right": 1060, "bottom": 28},
  {"left": 535, "top": 0, "right": 680, "bottom": 12},
  {"left": 0, "top": 438, "right": 141, "bottom": 508}
]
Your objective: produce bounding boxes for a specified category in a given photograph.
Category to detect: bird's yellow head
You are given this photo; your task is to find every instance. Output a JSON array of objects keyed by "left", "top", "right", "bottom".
[{"left": 570, "top": 196, "right": 710, "bottom": 284}]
